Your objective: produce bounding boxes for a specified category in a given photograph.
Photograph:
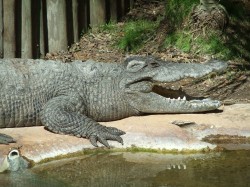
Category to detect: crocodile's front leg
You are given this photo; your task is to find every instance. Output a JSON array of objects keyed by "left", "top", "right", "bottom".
[{"left": 40, "top": 95, "right": 125, "bottom": 148}]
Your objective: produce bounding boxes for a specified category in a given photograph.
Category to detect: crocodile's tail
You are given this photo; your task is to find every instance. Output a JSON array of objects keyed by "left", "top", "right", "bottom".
[{"left": 0, "top": 133, "right": 16, "bottom": 144}]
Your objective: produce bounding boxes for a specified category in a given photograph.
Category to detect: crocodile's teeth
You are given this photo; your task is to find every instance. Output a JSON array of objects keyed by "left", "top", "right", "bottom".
[
  {"left": 183, "top": 164, "right": 187, "bottom": 170},
  {"left": 183, "top": 96, "right": 186, "bottom": 100},
  {"left": 178, "top": 97, "right": 180, "bottom": 100}
]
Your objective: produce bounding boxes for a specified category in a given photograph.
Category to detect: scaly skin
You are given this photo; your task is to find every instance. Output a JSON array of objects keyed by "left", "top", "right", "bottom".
[{"left": 0, "top": 57, "right": 227, "bottom": 147}]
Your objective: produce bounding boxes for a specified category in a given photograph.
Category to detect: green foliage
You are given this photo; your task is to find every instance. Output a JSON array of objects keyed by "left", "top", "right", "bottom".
[
  {"left": 195, "top": 34, "right": 232, "bottom": 59},
  {"left": 165, "top": 0, "right": 199, "bottom": 29},
  {"left": 84, "top": 0, "right": 249, "bottom": 61},
  {"left": 117, "top": 20, "right": 158, "bottom": 52},
  {"left": 164, "top": 31, "right": 235, "bottom": 60},
  {"left": 164, "top": 31, "right": 192, "bottom": 52},
  {"left": 164, "top": 0, "right": 250, "bottom": 61},
  {"left": 99, "top": 21, "right": 118, "bottom": 32}
]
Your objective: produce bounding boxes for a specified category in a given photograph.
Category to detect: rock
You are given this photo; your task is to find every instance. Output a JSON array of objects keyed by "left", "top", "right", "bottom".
[{"left": 0, "top": 104, "right": 250, "bottom": 163}]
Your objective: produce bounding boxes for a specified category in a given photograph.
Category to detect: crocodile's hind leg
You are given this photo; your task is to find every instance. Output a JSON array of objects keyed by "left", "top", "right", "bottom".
[{"left": 0, "top": 133, "right": 16, "bottom": 144}]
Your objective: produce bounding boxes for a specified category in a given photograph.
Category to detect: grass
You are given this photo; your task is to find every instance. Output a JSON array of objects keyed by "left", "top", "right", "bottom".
[
  {"left": 164, "top": 0, "right": 250, "bottom": 61},
  {"left": 90, "top": 20, "right": 159, "bottom": 52},
  {"left": 99, "top": 21, "right": 118, "bottom": 32},
  {"left": 117, "top": 20, "right": 158, "bottom": 52},
  {"left": 195, "top": 34, "right": 233, "bottom": 59},
  {"left": 165, "top": 0, "right": 199, "bottom": 30},
  {"left": 164, "top": 31, "right": 192, "bottom": 53},
  {"left": 81, "top": 0, "right": 249, "bottom": 61},
  {"left": 164, "top": 31, "right": 235, "bottom": 60}
]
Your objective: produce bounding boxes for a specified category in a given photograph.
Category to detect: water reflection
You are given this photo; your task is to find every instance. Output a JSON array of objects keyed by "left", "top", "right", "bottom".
[
  {"left": 1, "top": 151, "right": 250, "bottom": 187},
  {"left": 0, "top": 169, "right": 68, "bottom": 187}
]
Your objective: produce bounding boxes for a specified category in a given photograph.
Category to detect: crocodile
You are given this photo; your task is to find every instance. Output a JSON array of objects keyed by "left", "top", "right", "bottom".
[{"left": 0, "top": 56, "right": 227, "bottom": 147}]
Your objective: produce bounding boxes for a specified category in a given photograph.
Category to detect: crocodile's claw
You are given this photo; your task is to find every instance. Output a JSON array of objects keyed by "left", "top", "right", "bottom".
[
  {"left": 89, "top": 126, "right": 125, "bottom": 148},
  {"left": 0, "top": 133, "right": 16, "bottom": 145}
]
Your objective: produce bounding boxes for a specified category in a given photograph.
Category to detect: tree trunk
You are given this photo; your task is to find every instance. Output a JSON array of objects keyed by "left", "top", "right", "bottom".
[{"left": 189, "top": 0, "right": 229, "bottom": 35}]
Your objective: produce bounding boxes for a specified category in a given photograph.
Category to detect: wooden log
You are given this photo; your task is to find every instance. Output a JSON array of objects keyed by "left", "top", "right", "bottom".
[
  {"left": 0, "top": 0, "right": 3, "bottom": 58},
  {"left": 124, "top": 0, "right": 130, "bottom": 14},
  {"left": 41, "top": 0, "right": 48, "bottom": 56},
  {"left": 31, "top": 0, "right": 42, "bottom": 59},
  {"left": 3, "top": 0, "right": 15, "bottom": 58},
  {"left": 15, "top": 0, "right": 22, "bottom": 57},
  {"left": 40, "top": 0, "right": 45, "bottom": 58},
  {"left": 66, "top": 0, "right": 74, "bottom": 47},
  {"left": 90, "top": 0, "right": 106, "bottom": 27},
  {"left": 46, "top": 0, "right": 68, "bottom": 52},
  {"left": 117, "top": 0, "right": 124, "bottom": 21},
  {"left": 21, "top": 0, "right": 32, "bottom": 58},
  {"left": 110, "top": 0, "right": 117, "bottom": 22},
  {"left": 78, "top": 0, "right": 89, "bottom": 35},
  {"left": 72, "top": 0, "right": 79, "bottom": 42},
  {"left": 130, "top": 0, "right": 134, "bottom": 9}
]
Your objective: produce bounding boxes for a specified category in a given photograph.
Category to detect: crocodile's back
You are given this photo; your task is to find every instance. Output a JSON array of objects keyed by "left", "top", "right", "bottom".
[
  {"left": 0, "top": 59, "right": 66, "bottom": 128},
  {"left": 0, "top": 58, "right": 65, "bottom": 88}
]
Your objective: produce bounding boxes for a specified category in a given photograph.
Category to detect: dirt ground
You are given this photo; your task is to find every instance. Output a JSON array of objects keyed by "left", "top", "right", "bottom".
[{"left": 45, "top": 0, "right": 250, "bottom": 104}]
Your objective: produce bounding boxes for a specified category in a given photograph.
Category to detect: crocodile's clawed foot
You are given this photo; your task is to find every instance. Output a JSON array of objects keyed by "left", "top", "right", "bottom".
[
  {"left": 0, "top": 133, "right": 16, "bottom": 145},
  {"left": 89, "top": 127, "right": 125, "bottom": 148}
]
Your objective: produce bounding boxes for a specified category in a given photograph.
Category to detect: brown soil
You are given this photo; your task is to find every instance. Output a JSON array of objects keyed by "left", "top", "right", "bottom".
[{"left": 45, "top": 0, "right": 250, "bottom": 104}]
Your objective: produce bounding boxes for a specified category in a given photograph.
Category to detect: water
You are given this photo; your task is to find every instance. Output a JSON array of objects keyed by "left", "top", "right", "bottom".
[{"left": 1, "top": 151, "right": 250, "bottom": 187}]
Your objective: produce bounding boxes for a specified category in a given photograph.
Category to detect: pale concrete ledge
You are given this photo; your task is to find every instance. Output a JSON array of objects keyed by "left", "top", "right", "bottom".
[{"left": 0, "top": 104, "right": 250, "bottom": 163}]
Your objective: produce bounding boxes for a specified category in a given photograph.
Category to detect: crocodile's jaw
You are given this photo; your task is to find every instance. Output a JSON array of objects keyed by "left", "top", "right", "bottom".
[
  {"left": 126, "top": 80, "right": 222, "bottom": 114},
  {"left": 127, "top": 92, "right": 221, "bottom": 114}
]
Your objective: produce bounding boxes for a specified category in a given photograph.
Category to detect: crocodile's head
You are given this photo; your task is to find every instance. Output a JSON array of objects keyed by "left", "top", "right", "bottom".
[{"left": 121, "top": 56, "right": 227, "bottom": 113}]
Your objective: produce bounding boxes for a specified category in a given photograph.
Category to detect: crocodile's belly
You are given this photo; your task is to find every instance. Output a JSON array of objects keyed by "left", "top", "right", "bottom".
[{"left": 0, "top": 93, "right": 46, "bottom": 128}]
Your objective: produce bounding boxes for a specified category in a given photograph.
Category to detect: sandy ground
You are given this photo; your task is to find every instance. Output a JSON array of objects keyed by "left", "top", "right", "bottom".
[{"left": 0, "top": 104, "right": 249, "bottom": 164}]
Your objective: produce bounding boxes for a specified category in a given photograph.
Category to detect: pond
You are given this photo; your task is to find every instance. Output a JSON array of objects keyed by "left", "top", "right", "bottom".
[{"left": 0, "top": 150, "right": 249, "bottom": 187}]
